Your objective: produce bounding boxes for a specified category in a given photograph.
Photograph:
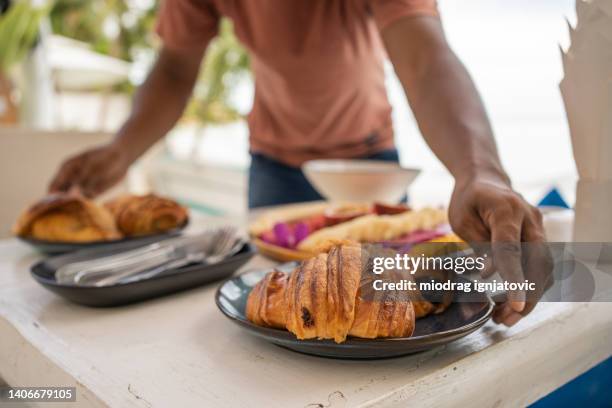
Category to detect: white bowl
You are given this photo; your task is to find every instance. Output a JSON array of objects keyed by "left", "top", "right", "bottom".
[{"left": 302, "top": 159, "right": 420, "bottom": 203}]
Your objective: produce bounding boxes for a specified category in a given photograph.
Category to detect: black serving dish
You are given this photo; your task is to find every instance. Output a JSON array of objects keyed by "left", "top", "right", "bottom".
[
  {"left": 216, "top": 266, "right": 494, "bottom": 359},
  {"left": 31, "top": 242, "right": 255, "bottom": 307}
]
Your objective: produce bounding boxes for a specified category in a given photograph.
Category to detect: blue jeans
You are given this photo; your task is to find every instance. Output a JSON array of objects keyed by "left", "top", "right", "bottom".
[{"left": 248, "top": 149, "right": 401, "bottom": 208}]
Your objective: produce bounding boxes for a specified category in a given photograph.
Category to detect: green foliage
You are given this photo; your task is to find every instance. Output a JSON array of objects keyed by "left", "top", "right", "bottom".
[
  {"left": 0, "top": 1, "right": 49, "bottom": 73},
  {"left": 184, "top": 18, "right": 250, "bottom": 124},
  {"left": 49, "top": 0, "right": 158, "bottom": 62},
  {"left": 50, "top": 0, "right": 250, "bottom": 124}
]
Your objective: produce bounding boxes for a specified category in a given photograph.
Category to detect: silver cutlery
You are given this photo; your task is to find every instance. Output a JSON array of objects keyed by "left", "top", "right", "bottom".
[
  {"left": 55, "top": 226, "right": 243, "bottom": 286},
  {"left": 116, "top": 236, "right": 245, "bottom": 285}
]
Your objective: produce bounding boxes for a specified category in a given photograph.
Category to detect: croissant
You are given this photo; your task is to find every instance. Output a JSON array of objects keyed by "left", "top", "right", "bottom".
[
  {"left": 104, "top": 194, "right": 188, "bottom": 237},
  {"left": 247, "top": 244, "right": 417, "bottom": 343},
  {"left": 13, "top": 193, "right": 121, "bottom": 242}
]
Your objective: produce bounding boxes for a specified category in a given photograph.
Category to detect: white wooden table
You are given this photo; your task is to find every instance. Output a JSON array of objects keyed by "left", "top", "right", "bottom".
[{"left": 1, "top": 236, "right": 611, "bottom": 408}]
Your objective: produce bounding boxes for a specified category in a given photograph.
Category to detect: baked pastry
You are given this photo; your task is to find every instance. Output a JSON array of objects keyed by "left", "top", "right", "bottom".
[
  {"left": 296, "top": 207, "right": 448, "bottom": 252},
  {"left": 247, "top": 243, "right": 417, "bottom": 343},
  {"left": 13, "top": 193, "right": 121, "bottom": 242},
  {"left": 104, "top": 194, "right": 188, "bottom": 237}
]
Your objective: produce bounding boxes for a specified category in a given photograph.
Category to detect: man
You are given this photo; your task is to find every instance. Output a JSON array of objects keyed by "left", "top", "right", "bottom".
[{"left": 49, "top": 0, "right": 546, "bottom": 326}]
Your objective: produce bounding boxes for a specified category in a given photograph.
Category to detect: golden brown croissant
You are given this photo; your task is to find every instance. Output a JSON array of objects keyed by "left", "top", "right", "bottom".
[
  {"left": 247, "top": 244, "right": 417, "bottom": 343},
  {"left": 13, "top": 193, "right": 121, "bottom": 242},
  {"left": 104, "top": 194, "right": 188, "bottom": 237}
]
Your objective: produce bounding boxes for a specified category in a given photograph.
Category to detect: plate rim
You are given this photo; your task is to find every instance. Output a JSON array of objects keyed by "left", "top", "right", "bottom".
[{"left": 250, "top": 238, "right": 314, "bottom": 262}]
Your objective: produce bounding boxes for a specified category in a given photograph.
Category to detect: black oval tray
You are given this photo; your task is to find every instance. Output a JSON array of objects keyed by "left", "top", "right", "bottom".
[{"left": 31, "top": 242, "right": 255, "bottom": 307}]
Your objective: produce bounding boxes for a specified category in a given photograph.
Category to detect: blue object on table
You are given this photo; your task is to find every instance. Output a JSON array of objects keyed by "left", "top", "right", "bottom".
[
  {"left": 530, "top": 357, "right": 612, "bottom": 407},
  {"left": 537, "top": 187, "right": 570, "bottom": 209}
]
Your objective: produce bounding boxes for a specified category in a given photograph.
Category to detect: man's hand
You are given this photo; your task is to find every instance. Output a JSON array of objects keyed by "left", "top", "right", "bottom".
[
  {"left": 382, "top": 16, "right": 553, "bottom": 326},
  {"left": 449, "top": 176, "right": 549, "bottom": 326},
  {"left": 48, "top": 142, "right": 130, "bottom": 198},
  {"left": 48, "top": 46, "right": 205, "bottom": 198}
]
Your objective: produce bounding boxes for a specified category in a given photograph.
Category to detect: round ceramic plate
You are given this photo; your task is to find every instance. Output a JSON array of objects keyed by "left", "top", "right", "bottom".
[{"left": 216, "top": 266, "right": 494, "bottom": 359}]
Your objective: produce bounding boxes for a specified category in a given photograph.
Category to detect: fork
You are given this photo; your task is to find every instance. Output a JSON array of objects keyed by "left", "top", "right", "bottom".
[{"left": 70, "top": 226, "right": 241, "bottom": 286}]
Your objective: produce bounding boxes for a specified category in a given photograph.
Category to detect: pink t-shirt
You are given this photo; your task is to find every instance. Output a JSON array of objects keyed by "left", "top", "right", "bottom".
[{"left": 157, "top": 0, "right": 438, "bottom": 167}]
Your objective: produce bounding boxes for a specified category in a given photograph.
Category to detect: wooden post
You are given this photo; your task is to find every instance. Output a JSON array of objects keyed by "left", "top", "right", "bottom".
[{"left": 0, "top": 72, "right": 18, "bottom": 124}]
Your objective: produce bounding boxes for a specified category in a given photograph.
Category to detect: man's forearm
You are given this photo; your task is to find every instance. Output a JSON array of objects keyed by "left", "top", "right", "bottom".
[
  {"left": 383, "top": 17, "right": 510, "bottom": 186},
  {"left": 384, "top": 16, "right": 546, "bottom": 326},
  {"left": 114, "top": 46, "right": 204, "bottom": 163},
  {"left": 408, "top": 48, "right": 509, "bottom": 185}
]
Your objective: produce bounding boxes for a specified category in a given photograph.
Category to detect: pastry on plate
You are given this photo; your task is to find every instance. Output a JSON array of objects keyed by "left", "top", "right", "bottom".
[
  {"left": 247, "top": 243, "right": 418, "bottom": 343},
  {"left": 105, "top": 194, "right": 188, "bottom": 237},
  {"left": 13, "top": 193, "right": 121, "bottom": 242}
]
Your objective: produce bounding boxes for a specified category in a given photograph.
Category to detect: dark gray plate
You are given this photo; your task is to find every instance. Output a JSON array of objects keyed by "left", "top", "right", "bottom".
[
  {"left": 216, "top": 265, "right": 494, "bottom": 359},
  {"left": 31, "top": 242, "right": 254, "bottom": 307},
  {"left": 19, "top": 221, "right": 188, "bottom": 255}
]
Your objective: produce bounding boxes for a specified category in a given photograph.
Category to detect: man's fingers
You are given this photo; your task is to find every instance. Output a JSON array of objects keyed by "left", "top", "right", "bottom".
[
  {"left": 76, "top": 157, "right": 109, "bottom": 197},
  {"left": 49, "top": 178, "right": 70, "bottom": 193},
  {"left": 502, "top": 312, "right": 523, "bottom": 327},
  {"left": 521, "top": 207, "right": 546, "bottom": 242},
  {"left": 492, "top": 303, "right": 522, "bottom": 326},
  {"left": 492, "top": 303, "right": 512, "bottom": 323},
  {"left": 519, "top": 211, "right": 552, "bottom": 317},
  {"left": 480, "top": 254, "right": 495, "bottom": 278},
  {"left": 450, "top": 211, "right": 489, "bottom": 243},
  {"left": 84, "top": 161, "right": 125, "bottom": 198},
  {"left": 85, "top": 177, "right": 111, "bottom": 198},
  {"left": 49, "top": 160, "right": 81, "bottom": 192},
  {"left": 48, "top": 145, "right": 126, "bottom": 197},
  {"left": 449, "top": 214, "right": 495, "bottom": 278},
  {"left": 490, "top": 212, "right": 526, "bottom": 313}
]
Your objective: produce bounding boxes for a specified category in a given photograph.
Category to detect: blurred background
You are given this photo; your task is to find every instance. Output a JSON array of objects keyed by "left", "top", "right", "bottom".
[{"left": 0, "top": 0, "right": 576, "bottom": 217}]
